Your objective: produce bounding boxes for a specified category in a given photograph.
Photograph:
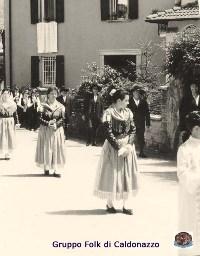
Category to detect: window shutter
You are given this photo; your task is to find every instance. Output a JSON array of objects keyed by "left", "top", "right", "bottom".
[
  {"left": 31, "top": 56, "right": 40, "bottom": 88},
  {"left": 56, "top": 55, "right": 65, "bottom": 88},
  {"left": 128, "top": 0, "right": 138, "bottom": 20},
  {"left": 30, "top": 0, "right": 38, "bottom": 24},
  {"left": 56, "top": 0, "right": 64, "bottom": 23},
  {"left": 101, "top": 0, "right": 110, "bottom": 21}
]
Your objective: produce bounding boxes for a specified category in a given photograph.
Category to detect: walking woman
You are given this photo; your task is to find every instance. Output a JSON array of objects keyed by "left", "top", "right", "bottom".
[
  {"left": 35, "top": 86, "right": 66, "bottom": 177},
  {"left": 94, "top": 89, "right": 138, "bottom": 215},
  {"left": 0, "top": 89, "right": 18, "bottom": 160}
]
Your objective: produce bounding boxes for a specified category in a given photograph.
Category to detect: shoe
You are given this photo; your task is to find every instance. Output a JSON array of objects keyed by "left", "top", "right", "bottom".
[
  {"left": 44, "top": 170, "right": 49, "bottom": 176},
  {"left": 53, "top": 173, "right": 61, "bottom": 178},
  {"left": 92, "top": 142, "right": 97, "bottom": 146},
  {"left": 139, "top": 152, "right": 147, "bottom": 158},
  {"left": 106, "top": 205, "right": 117, "bottom": 214},
  {"left": 86, "top": 142, "right": 90, "bottom": 146},
  {"left": 122, "top": 207, "right": 133, "bottom": 215}
]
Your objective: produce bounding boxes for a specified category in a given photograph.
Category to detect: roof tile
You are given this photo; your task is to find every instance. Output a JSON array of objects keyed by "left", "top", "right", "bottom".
[{"left": 146, "top": 6, "right": 200, "bottom": 22}]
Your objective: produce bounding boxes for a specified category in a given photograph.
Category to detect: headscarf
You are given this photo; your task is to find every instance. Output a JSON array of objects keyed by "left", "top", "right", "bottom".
[{"left": 0, "top": 91, "right": 17, "bottom": 115}]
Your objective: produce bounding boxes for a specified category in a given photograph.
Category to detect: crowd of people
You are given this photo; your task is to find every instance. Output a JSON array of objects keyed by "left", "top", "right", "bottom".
[
  {"left": 1, "top": 82, "right": 200, "bottom": 223},
  {"left": 0, "top": 84, "right": 151, "bottom": 215},
  {"left": 0, "top": 86, "right": 73, "bottom": 133}
]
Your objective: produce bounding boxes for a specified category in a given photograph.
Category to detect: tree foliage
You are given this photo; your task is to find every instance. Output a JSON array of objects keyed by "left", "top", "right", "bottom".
[{"left": 165, "top": 26, "right": 200, "bottom": 87}]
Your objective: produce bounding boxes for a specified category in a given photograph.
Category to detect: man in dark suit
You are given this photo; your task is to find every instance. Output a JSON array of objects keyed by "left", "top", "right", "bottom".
[
  {"left": 84, "top": 84, "right": 104, "bottom": 146},
  {"left": 57, "top": 87, "right": 73, "bottom": 139},
  {"left": 179, "top": 83, "right": 200, "bottom": 143},
  {"left": 129, "top": 85, "right": 150, "bottom": 158}
]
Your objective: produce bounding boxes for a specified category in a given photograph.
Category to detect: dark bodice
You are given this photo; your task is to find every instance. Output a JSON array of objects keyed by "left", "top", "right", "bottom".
[
  {"left": 110, "top": 117, "right": 134, "bottom": 137},
  {"left": 103, "top": 107, "right": 136, "bottom": 150},
  {"left": 39, "top": 102, "right": 65, "bottom": 129}
]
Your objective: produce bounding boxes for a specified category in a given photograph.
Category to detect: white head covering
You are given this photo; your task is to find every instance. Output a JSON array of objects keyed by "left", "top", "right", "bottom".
[{"left": 0, "top": 90, "right": 17, "bottom": 114}]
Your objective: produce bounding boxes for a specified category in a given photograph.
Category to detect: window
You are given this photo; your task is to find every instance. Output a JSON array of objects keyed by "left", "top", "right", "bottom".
[
  {"left": 31, "top": 0, "right": 64, "bottom": 24},
  {"left": 101, "top": 0, "right": 138, "bottom": 21},
  {"left": 40, "top": 56, "right": 56, "bottom": 87},
  {"left": 38, "top": 0, "right": 56, "bottom": 22},
  {"left": 31, "top": 55, "right": 64, "bottom": 88}
]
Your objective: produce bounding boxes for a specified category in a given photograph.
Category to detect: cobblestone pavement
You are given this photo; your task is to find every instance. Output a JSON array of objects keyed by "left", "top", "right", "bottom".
[{"left": 0, "top": 130, "right": 180, "bottom": 256}]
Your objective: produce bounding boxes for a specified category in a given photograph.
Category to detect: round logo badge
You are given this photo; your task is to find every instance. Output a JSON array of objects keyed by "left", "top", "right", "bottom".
[{"left": 174, "top": 232, "right": 193, "bottom": 248}]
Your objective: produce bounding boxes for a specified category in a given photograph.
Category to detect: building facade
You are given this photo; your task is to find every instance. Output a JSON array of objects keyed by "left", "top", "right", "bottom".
[{"left": 4, "top": 0, "right": 174, "bottom": 89}]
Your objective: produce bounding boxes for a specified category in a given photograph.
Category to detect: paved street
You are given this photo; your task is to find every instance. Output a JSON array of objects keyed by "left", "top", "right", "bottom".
[{"left": 0, "top": 130, "right": 179, "bottom": 256}]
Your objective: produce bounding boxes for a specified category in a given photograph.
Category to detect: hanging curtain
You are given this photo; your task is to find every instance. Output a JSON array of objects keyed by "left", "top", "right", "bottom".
[{"left": 37, "top": 21, "right": 57, "bottom": 53}]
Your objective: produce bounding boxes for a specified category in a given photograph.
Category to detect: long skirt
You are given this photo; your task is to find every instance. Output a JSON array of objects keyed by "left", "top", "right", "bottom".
[
  {"left": 0, "top": 117, "right": 15, "bottom": 153},
  {"left": 94, "top": 136, "right": 138, "bottom": 200},
  {"left": 35, "top": 125, "right": 66, "bottom": 170},
  {"left": 178, "top": 185, "right": 200, "bottom": 256}
]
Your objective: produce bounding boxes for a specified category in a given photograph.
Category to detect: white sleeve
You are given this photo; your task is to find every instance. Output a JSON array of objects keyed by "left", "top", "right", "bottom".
[{"left": 177, "top": 146, "right": 200, "bottom": 194}]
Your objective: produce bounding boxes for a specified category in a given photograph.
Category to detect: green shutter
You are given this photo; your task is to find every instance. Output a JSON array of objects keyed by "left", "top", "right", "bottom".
[
  {"left": 128, "top": 0, "right": 138, "bottom": 20},
  {"left": 31, "top": 56, "right": 40, "bottom": 87},
  {"left": 30, "top": 0, "right": 38, "bottom": 24},
  {"left": 101, "top": 0, "right": 110, "bottom": 21},
  {"left": 56, "top": 55, "right": 65, "bottom": 88}
]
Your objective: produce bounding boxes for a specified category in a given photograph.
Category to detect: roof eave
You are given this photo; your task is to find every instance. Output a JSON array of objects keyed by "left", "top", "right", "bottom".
[{"left": 145, "top": 15, "right": 200, "bottom": 23}]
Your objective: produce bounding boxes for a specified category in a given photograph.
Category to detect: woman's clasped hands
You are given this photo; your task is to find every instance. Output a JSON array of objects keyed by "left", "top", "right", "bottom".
[
  {"left": 48, "top": 119, "right": 57, "bottom": 130},
  {"left": 118, "top": 144, "right": 133, "bottom": 157}
]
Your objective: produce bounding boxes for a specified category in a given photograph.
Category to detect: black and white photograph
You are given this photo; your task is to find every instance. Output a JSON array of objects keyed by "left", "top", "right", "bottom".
[{"left": 1, "top": 0, "right": 200, "bottom": 255}]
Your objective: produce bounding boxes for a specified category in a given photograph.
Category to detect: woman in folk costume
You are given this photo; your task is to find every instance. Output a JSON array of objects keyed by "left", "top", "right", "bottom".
[
  {"left": 177, "top": 111, "right": 200, "bottom": 256},
  {"left": 94, "top": 89, "right": 138, "bottom": 215},
  {"left": 35, "top": 86, "right": 66, "bottom": 178},
  {"left": 0, "top": 89, "right": 19, "bottom": 160}
]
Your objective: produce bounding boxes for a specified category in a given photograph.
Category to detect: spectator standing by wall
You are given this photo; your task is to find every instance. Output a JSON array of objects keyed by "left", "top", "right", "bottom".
[
  {"left": 129, "top": 85, "right": 150, "bottom": 158},
  {"left": 85, "top": 84, "right": 103, "bottom": 146}
]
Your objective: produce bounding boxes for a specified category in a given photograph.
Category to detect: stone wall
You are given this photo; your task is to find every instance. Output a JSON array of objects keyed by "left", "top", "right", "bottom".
[
  {"left": 145, "top": 80, "right": 182, "bottom": 154},
  {"left": 148, "top": 88, "right": 163, "bottom": 115},
  {"left": 145, "top": 114, "right": 162, "bottom": 152},
  {"left": 146, "top": 78, "right": 184, "bottom": 154}
]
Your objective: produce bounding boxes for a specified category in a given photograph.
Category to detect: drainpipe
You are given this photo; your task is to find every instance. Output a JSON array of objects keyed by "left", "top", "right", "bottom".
[
  {"left": 2, "top": 30, "right": 5, "bottom": 86},
  {"left": 9, "top": 0, "right": 12, "bottom": 89}
]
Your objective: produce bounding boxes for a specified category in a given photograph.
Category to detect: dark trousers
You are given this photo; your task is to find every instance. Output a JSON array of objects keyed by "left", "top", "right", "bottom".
[
  {"left": 27, "top": 106, "right": 39, "bottom": 130},
  {"left": 136, "top": 127, "right": 145, "bottom": 153},
  {"left": 86, "top": 116, "right": 100, "bottom": 144}
]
